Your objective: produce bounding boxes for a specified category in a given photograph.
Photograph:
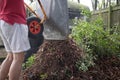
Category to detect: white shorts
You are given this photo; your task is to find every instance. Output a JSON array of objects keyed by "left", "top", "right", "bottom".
[{"left": 0, "top": 20, "right": 30, "bottom": 53}]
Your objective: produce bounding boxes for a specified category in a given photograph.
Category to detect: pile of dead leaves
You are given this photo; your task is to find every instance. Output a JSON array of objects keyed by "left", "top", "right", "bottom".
[
  {"left": 22, "top": 39, "right": 83, "bottom": 80},
  {"left": 22, "top": 39, "right": 120, "bottom": 80}
]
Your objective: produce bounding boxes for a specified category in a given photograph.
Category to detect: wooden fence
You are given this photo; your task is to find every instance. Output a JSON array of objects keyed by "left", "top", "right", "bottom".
[{"left": 91, "top": 5, "right": 120, "bottom": 28}]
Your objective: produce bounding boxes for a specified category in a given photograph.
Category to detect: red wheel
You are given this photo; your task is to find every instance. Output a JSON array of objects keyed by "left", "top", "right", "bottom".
[
  {"left": 29, "top": 21, "right": 41, "bottom": 35},
  {"left": 27, "top": 17, "right": 44, "bottom": 39}
]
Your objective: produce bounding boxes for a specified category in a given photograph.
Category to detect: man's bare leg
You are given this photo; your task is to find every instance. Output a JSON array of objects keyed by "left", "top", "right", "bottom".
[
  {"left": 0, "top": 53, "right": 13, "bottom": 80},
  {"left": 9, "top": 52, "right": 24, "bottom": 80}
]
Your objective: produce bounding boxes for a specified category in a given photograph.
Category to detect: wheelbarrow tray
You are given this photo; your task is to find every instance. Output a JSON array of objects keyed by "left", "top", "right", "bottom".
[{"left": 31, "top": 0, "right": 69, "bottom": 40}]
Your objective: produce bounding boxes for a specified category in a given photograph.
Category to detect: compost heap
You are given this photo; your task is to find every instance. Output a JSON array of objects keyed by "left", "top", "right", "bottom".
[{"left": 22, "top": 39, "right": 120, "bottom": 80}]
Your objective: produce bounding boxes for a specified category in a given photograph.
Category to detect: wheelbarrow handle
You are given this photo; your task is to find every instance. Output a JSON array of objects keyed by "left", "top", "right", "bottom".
[
  {"left": 24, "top": 3, "right": 39, "bottom": 18},
  {"left": 24, "top": 0, "right": 47, "bottom": 24},
  {"left": 37, "top": 0, "right": 47, "bottom": 24}
]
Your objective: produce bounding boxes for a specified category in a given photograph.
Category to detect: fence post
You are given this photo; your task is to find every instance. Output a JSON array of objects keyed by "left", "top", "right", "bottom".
[{"left": 108, "top": 1, "right": 111, "bottom": 31}]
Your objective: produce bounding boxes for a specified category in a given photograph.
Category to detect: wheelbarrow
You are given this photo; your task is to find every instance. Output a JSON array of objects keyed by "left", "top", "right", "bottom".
[
  {"left": 24, "top": 0, "right": 69, "bottom": 62},
  {"left": 24, "top": 0, "right": 69, "bottom": 40}
]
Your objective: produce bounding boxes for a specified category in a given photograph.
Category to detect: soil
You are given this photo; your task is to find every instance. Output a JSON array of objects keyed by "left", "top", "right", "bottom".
[
  {"left": 0, "top": 48, "right": 6, "bottom": 62},
  {"left": 0, "top": 48, "right": 7, "bottom": 57},
  {"left": 0, "top": 39, "right": 120, "bottom": 80},
  {"left": 21, "top": 39, "right": 120, "bottom": 80}
]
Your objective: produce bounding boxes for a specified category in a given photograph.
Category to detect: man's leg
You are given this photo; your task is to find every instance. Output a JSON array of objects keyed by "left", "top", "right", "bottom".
[
  {"left": 9, "top": 52, "right": 24, "bottom": 80},
  {"left": 0, "top": 53, "right": 13, "bottom": 80}
]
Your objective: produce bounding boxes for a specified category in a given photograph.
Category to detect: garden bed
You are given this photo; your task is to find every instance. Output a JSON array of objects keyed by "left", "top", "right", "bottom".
[{"left": 21, "top": 39, "right": 120, "bottom": 80}]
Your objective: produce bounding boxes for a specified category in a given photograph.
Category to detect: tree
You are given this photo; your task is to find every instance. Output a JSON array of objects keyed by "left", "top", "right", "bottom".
[
  {"left": 116, "top": 0, "right": 120, "bottom": 5},
  {"left": 91, "top": 0, "right": 98, "bottom": 10}
]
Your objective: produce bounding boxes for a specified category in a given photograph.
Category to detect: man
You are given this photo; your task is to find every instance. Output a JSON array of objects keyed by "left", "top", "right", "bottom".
[{"left": 0, "top": 0, "right": 30, "bottom": 80}]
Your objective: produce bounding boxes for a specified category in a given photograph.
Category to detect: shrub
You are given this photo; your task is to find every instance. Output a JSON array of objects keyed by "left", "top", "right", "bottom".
[
  {"left": 71, "top": 17, "right": 120, "bottom": 56},
  {"left": 70, "top": 16, "right": 120, "bottom": 71}
]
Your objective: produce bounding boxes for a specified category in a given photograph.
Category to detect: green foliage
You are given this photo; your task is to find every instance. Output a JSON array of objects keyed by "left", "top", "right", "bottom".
[
  {"left": 76, "top": 54, "right": 95, "bottom": 71},
  {"left": 91, "top": 16, "right": 104, "bottom": 27},
  {"left": 71, "top": 17, "right": 120, "bottom": 56},
  {"left": 81, "top": 7, "right": 91, "bottom": 18},
  {"left": 40, "top": 73, "right": 48, "bottom": 80},
  {"left": 71, "top": 16, "right": 120, "bottom": 71},
  {"left": 22, "top": 55, "right": 35, "bottom": 69}
]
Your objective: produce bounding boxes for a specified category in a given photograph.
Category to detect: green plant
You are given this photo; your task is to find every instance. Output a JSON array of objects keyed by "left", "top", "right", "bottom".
[
  {"left": 76, "top": 54, "right": 95, "bottom": 71},
  {"left": 81, "top": 7, "right": 91, "bottom": 18},
  {"left": 71, "top": 16, "right": 120, "bottom": 71},
  {"left": 40, "top": 73, "right": 48, "bottom": 80},
  {"left": 71, "top": 16, "right": 120, "bottom": 56},
  {"left": 22, "top": 55, "right": 35, "bottom": 69}
]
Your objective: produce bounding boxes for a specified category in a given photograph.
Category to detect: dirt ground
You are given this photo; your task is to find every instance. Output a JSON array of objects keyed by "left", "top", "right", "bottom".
[
  {"left": 0, "top": 48, "right": 7, "bottom": 62},
  {"left": 0, "top": 48, "right": 7, "bottom": 57},
  {"left": 21, "top": 39, "right": 120, "bottom": 80}
]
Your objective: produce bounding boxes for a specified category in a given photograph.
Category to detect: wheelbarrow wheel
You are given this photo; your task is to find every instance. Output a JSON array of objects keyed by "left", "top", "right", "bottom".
[
  {"left": 27, "top": 16, "right": 44, "bottom": 39},
  {"left": 24, "top": 35, "right": 44, "bottom": 62}
]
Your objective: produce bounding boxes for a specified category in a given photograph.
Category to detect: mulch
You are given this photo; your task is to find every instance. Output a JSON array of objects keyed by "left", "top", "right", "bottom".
[{"left": 21, "top": 39, "right": 120, "bottom": 80}]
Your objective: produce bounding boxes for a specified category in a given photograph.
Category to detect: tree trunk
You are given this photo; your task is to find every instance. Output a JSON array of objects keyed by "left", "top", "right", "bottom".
[
  {"left": 78, "top": 0, "right": 80, "bottom": 3},
  {"left": 91, "top": 0, "right": 98, "bottom": 10},
  {"left": 116, "top": 0, "right": 119, "bottom": 5}
]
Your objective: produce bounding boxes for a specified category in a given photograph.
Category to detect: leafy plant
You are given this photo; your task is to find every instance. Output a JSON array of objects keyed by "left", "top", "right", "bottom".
[
  {"left": 22, "top": 55, "right": 35, "bottom": 69},
  {"left": 76, "top": 54, "right": 95, "bottom": 71},
  {"left": 40, "top": 73, "right": 48, "bottom": 80},
  {"left": 81, "top": 7, "right": 91, "bottom": 18},
  {"left": 71, "top": 16, "right": 120, "bottom": 71},
  {"left": 71, "top": 16, "right": 120, "bottom": 56}
]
